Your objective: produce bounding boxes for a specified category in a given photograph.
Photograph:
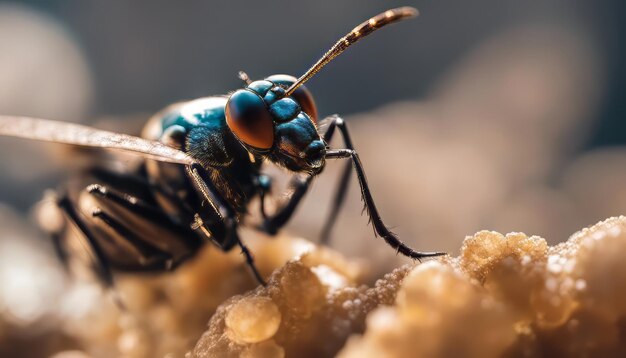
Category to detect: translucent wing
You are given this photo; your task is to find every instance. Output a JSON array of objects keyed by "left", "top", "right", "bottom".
[{"left": 0, "top": 116, "right": 194, "bottom": 165}]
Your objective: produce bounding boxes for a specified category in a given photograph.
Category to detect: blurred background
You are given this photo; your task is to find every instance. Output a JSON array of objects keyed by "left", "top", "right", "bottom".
[{"left": 0, "top": 0, "right": 624, "bottom": 355}]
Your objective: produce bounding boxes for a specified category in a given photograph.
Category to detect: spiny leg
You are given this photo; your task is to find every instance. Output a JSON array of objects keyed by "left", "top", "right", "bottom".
[
  {"left": 225, "top": 217, "right": 265, "bottom": 285},
  {"left": 187, "top": 164, "right": 266, "bottom": 286},
  {"left": 319, "top": 115, "right": 354, "bottom": 244},
  {"left": 238, "top": 243, "right": 264, "bottom": 285},
  {"left": 325, "top": 149, "right": 446, "bottom": 260},
  {"left": 56, "top": 196, "right": 115, "bottom": 287}
]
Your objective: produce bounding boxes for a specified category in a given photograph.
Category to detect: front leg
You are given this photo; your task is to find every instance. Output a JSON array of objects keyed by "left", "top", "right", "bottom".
[
  {"left": 325, "top": 149, "right": 445, "bottom": 260},
  {"left": 258, "top": 114, "right": 348, "bottom": 236},
  {"left": 259, "top": 173, "right": 313, "bottom": 235},
  {"left": 318, "top": 115, "right": 354, "bottom": 244},
  {"left": 324, "top": 114, "right": 444, "bottom": 258},
  {"left": 187, "top": 164, "right": 266, "bottom": 285}
]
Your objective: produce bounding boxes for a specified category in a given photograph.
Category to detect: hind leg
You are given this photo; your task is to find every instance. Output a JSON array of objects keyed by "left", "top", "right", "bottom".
[
  {"left": 55, "top": 194, "right": 116, "bottom": 288},
  {"left": 51, "top": 192, "right": 184, "bottom": 310},
  {"left": 43, "top": 166, "right": 204, "bottom": 279}
]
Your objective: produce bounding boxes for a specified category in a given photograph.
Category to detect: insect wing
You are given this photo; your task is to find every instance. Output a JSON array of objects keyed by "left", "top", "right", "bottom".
[{"left": 0, "top": 116, "right": 194, "bottom": 165}]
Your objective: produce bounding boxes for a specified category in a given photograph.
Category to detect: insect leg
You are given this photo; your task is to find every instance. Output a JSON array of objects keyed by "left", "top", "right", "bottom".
[
  {"left": 258, "top": 115, "right": 353, "bottom": 241},
  {"left": 230, "top": 217, "right": 266, "bottom": 285},
  {"left": 90, "top": 166, "right": 195, "bottom": 217},
  {"left": 187, "top": 164, "right": 266, "bottom": 285},
  {"left": 259, "top": 173, "right": 313, "bottom": 235},
  {"left": 80, "top": 168, "right": 204, "bottom": 269},
  {"left": 50, "top": 231, "right": 70, "bottom": 272},
  {"left": 318, "top": 115, "right": 353, "bottom": 244},
  {"left": 325, "top": 149, "right": 446, "bottom": 260},
  {"left": 255, "top": 174, "right": 272, "bottom": 220},
  {"left": 86, "top": 183, "right": 193, "bottom": 238},
  {"left": 91, "top": 209, "right": 174, "bottom": 269},
  {"left": 56, "top": 196, "right": 116, "bottom": 287}
]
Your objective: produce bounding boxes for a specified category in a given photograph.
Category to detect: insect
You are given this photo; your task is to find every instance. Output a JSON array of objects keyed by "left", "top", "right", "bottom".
[{"left": 0, "top": 7, "right": 444, "bottom": 288}]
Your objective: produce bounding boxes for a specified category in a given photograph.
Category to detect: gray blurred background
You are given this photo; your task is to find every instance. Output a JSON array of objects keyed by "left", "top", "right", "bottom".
[
  {"left": 0, "top": 0, "right": 626, "bottom": 347},
  {"left": 0, "top": 0, "right": 623, "bottom": 201},
  {"left": 0, "top": 0, "right": 624, "bottom": 208}
]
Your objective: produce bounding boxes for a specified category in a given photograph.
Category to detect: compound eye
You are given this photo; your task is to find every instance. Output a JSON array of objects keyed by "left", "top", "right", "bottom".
[
  {"left": 265, "top": 74, "right": 318, "bottom": 122},
  {"left": 291, "top": 86, "right": 318, "bottom": 123},
  {"left": 226, "top": 89, "right": 274, "bottom": 149}
]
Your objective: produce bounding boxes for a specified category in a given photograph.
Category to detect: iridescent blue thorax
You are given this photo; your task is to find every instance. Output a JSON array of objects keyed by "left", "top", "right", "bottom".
[
  {"left": 141, "top": 73, "right": 325, "bottom": 213},
  {"left": 144, "top": 96, "right": 260, "bottom": 212},
  {"left": 160, "top": 96, "right": 229, "bottom": 132}
]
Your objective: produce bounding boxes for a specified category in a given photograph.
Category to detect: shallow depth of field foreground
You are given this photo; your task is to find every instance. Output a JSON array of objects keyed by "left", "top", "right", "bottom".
[{"left": 7, "top": 215, "right": 625, "bottom": 358}]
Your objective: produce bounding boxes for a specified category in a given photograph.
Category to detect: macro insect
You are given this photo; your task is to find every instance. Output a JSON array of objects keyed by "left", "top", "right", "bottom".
[{"left": 0, "top": 6, "right": 444, "bottom": 287}]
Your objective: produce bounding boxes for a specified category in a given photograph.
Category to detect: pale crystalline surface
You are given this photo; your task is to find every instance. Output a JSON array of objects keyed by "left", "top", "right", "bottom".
[
  {"left": 338, "top": 216, "right": 626, "bottom": 358},
  {"left": 32, "top": 216, "right": 626, "bottom": 358},
  {"left": 189, "top": 260, "right": 409, "bottom": 358},
  {"left": 53, "top": 232, "right": 374, "bottom": 358}
]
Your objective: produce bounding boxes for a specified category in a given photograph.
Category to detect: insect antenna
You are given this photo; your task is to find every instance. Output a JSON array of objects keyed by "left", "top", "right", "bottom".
[
  {"left": 238, "top": 71, "right": 252, "bottom": 85},
  {"left": 284, "top": 6, "right": 418, "bottom": 96}
]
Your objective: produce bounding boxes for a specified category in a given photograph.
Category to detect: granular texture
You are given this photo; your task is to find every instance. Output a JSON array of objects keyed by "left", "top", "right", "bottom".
[
  {"left": 339, "top": 216, "right": 626, "bottom": 357},
  {"left": 50, "top": 216, "right": 626, "bottom": 357}
]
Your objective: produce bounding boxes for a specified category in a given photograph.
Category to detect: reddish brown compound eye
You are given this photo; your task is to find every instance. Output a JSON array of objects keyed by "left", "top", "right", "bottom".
[
  {"left": 291, "top": 86, "right": 318, "bottom": 123},
  {"left": 226, "top": 89, "right": 274, "bottom": 149},
  {"left": 265, "top": 74, "right": 318, "bottom": 122}
]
